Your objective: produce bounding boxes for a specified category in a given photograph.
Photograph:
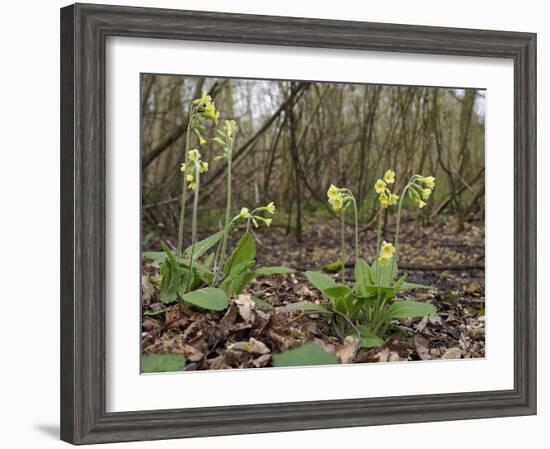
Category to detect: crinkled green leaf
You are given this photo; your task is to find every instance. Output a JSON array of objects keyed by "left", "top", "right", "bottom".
[
  {"left": 143, "top": 251, "right": 166, "bottom": 263},
  {"left": 354, "top": 258, "right": 370, "bottom": 296},
  {"left": 181, "top": 287, "right": 229, "bottom": 311},
  {"left": 383, "top": 300, "right": 436, "bottom": 319},
  {"left": 285, "top": 303, "right": 332, "bottom": 314},
  {"left": 183, "top": 230, "right": 223, "bottom": 259},
  {"left": 401, "top": 281, "right": 431, "bottom": 290},
  {"left": 323, "top": 285, "right": 351, "bottom": 300},
  {"left": 141, "top": 354, "right": 186, "bottom": 373},
  {"left": 369, "top": 258, "right": 398, "bottom": 287},
  {"left": 224, "top": 233, "right": 256, "bottom": 277},
  {"left": 251, "top": 297, "right": 273, "bottom": 310},
  {"left": 305, "top": 271, "right": 337, "bottom": 292},
  {"left": 222, "top": 271, "right": 256, "bottom": 297},
  {"left": 272, "top": 343, "right": 339, "bottom": 367},
  {"left": 255, "top": 266, "right": 296, "bottom": 276},
  {"left": 361, "top": 335, "right": 385, "bottom": 348}
]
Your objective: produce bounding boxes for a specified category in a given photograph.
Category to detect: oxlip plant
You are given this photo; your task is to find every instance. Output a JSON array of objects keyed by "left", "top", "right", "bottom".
[
  {"left": 144, "top": 92, "right": 294, "bottom": 313},
  {"left": 297, "top": 169, "right": 437, "bottom": 347}
]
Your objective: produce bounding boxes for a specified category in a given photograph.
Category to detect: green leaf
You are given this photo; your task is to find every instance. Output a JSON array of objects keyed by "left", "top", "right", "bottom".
[
  {"left": 224, "top": 233, "right": 256, "bottom": 277},
  {"left": 369, "top": 258, "right": 398, "bottom": 287},
  {"left": 143, "top": 308, "right": 168, "bottom": 317},
  {"left": 361, "top": 335, "right": 385, "bottom": 348},
  {"left": 203, "top": 252, "right": 215, "bottom": 269},
  {"left": 323, "top": 285, "right": 351, "bottom": 300},
  {"left": 285, "top": 303, "right": 332, "bottom": 314},
  {"left": 305, "top": 271, "right": 337, "bottom": 292},
  {"left": 183, "top": 230, "right": 224, "bottom": 259},
  {"left": 354, "top": 258, "right": 370, "bottom": 296},
  {"left": 251, "top": 297, "right": 273, "bottom": 310},
  {"left": 143, "top": 251, "right": 166, "bottom": 263},
  {"left": 141, "top": 354, "right": 186, "bottom": 373},
  {"left": 255, "top": 266, "right": 296, "bottom": 276},
  {"left": 272, "top": 343, "right": 339, "bottom": 367},
  {"left": 383, "top": 300, "right": 436, "bottom": 319},
  {"left": 322, "top": 260, "right": 343, "bottom": 273},
  {"left": 159, "top": 245, "right": 187, "bottom": 304},
  {"left": 401, "top": 281, "right": 431, "bottom": 290},
  {"left": 181, "top": 287, "right": 229, "bottom": 311},
  {"left": 224, "top": 271, "right": 257, "bottom": 296}
]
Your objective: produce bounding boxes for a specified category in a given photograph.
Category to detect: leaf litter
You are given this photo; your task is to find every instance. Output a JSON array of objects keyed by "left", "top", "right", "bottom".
[{"left": 142, "top": 217, "right": 485, "bottom": 370}]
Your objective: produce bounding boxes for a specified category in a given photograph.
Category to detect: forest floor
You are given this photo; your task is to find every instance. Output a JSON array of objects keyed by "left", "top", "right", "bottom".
[{"left": 141, "top": 217, "right": 485, "bottom": 370}]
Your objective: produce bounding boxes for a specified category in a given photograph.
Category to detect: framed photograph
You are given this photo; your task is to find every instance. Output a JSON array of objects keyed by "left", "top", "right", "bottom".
[{"left": 60, "top": 3, "right": 536, "bottom": 444}]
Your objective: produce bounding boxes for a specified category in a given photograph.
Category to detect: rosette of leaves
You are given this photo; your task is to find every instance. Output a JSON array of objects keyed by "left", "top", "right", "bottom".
[
  {"left": 217, "top": 232, "right": 295, "bottom": 297},
  {"left": 143, "top": 231, "right": 228, "bottom": 311},
  {"left": 292, "top": 259, "right": 435, "bottom": 348}
]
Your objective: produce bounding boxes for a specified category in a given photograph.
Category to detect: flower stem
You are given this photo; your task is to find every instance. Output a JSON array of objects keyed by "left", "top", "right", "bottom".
[
  {"left": 390, "top": 179, "right": 414, "bottom": 281},
  {"left": 186, "top": 162, "right": 200, "bottom": 291},
  {"left": 376, "top": 208, "right": 383, "bottom": 257},
  {"left": 213, "top": 144, "right": 233, "bottom": 285},
  {"left": 351, "top": 197, "right": 359, "bottom": 261},
  {"left": 340, "top": 210, "right": 346, "bottom": 283},
  {"left": 177, "top": 127, "right": 191, "bottom": 255}
]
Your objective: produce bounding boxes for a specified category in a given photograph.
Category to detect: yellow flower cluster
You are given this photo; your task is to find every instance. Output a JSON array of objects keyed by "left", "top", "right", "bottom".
[
  {"left": 374, "top": 170, "right": 399, "bottom": 209},
  {"left": 182, "top": 149, "right": 209, "bottom": 191},
  {"left": 378, "top": 241, "right": 395, "bottom": 267},
  {"left": 236, "top": 202, "right": 276, "bottom": 228},
  {"left": 408, "top": 175, "right": 436, "bottom": 209},
  {"left": 327, "top": 184, "right": 349, "bottom": 212},
  {"left": 193, "top": 92, "right": 220, "bottom": 124},
  {"left": 189, "top": 92, "right": 220, "bottom": 145}
]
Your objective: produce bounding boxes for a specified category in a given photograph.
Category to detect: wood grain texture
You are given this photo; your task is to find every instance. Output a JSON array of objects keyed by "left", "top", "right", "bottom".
[{"left": 60, "top": 3, "right": 537, "bottom": 444}]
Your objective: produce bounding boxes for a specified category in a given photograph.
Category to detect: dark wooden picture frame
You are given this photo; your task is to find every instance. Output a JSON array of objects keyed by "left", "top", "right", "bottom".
[{"left": 60, "top": 3, "right": 536, "bottom": 444}]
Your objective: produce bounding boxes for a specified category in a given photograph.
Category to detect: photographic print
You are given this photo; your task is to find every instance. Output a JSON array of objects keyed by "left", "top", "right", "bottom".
[{"left": 140, "top": 75, "right": 486, "bottom": 373}]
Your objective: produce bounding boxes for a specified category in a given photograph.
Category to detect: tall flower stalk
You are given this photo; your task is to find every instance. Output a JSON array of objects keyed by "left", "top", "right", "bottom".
[
  {"left": 212, "top": 120, "right": 237, "bottom": 284},
  {"left": 177, "top": 93, "right": 219, "bottom": 255},
  {"left": 327, "top": 185, "right": 360, "bottom": 282},
  {"left": 185, "top": 150, "right": 209, "bottom": 290}
]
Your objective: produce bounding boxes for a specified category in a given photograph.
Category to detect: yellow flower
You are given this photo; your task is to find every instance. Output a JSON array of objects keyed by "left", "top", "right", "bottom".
[
  {"left": 199, "top": 161, "right": 209, "bottom": 173},
  {"left": 264, "top": 218, "right": 272, "bottom": 227},
  {"left": 379, "top": 192, "right": 389, "bottom": 209},
  {"left": 329, "top": 195, "right": 344, "bottom": 211},
  {"left": 266, "top": 202, "right": 276, "bottom": 214},
  {"left": 239, "top": 207, "right": 251, "bottom": 219},
  {"left": 194, "top": 92, "right": 219, "bottom": 124},
  {"left": 421, "top": 188, "right": 431, "bottom": 200},
  {"left": 186, "top": 174, "right": 194, "bottom": 183},
  {"left": 180, "top": 163, "right": 186, "bottom": 172},
  {"left": 379, "top": 255, "right": 391, "bottom": 267},
  {"left": 204, "top": 104, "right": 220, "bottom": 124},
  {"left": 375, "top": 179, "right": 386, "bottom": 194},
  {"left": 188, "top": 149, "right": 201, "bottom": 162},
  {"left": 422, "top": 176, "right": 435, "bottom": 189},
  {"left": 193, "top": 92, "right": 212, "bottom": 106},
  {"left": 417, "top": 199, "right": 426, "bottom": 209},
  {"left": 384, "top": 169, "right": 395, "bottom": 184},
  {"left": 389, "top": 193, "right": 399, "bottom": 206},
  {"left": 327, "top": 184, "right": 340, "bottom": 199},
  {"left": 380, "top": 241, "right": 395, "bottom": 259},
  {"left": 188, "top": 182, "right": 196, "bottom": 191},
  {"left": 199, "top": 136, "right": 206, "bottom": 146}
]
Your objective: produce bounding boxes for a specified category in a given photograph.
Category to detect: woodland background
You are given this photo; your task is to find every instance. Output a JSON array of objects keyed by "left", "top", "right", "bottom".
[{"left": 141, "top": 76, "right": 485, "bottom": 246}]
